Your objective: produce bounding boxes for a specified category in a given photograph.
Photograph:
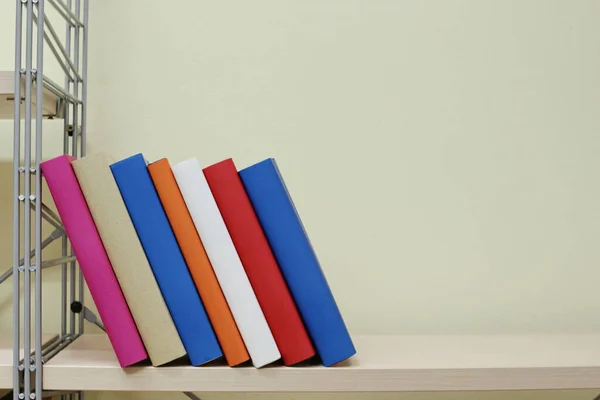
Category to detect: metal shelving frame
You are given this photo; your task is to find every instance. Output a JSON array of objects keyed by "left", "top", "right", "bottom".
[
  {"left": 1, "top": 3, "right": 203, "bottom": 400},
  {"left": 0, "top": 0, "right": 89, "bottom": 399}
]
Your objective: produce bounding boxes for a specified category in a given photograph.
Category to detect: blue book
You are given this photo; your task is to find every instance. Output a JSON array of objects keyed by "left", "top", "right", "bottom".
[
  {"left": 239, "top": 158, "right": 355, "bottom": 367},
  {"left": 110, "top": 153, "right": 222, "bottom": 366}
]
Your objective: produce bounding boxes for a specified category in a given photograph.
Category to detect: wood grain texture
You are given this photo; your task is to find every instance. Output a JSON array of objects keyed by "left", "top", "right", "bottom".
[{"left": 42, "top": 333, "right": 600, "bottom": 392}]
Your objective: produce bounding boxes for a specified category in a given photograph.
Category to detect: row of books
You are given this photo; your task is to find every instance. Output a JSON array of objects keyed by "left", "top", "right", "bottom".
[{"left": 40, "top": 153, "right": 355, "bottom": 368}]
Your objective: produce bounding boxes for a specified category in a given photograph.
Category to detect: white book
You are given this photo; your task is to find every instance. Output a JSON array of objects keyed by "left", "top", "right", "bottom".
[{"left": 172, "top": 158, "right": 281, "bottom": 368}]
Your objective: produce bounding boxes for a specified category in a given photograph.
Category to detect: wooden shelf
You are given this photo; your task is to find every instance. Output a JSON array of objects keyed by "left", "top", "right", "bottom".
[
  {"left": 0, "top": 71, "right": 64, "bottom": 120},
  {"left": 0, "top": 70, "right": 69, "bottom": 163},
  {"left": 41, "top": 333, "right": 600, "bottom": 392},
  {"left": 0, "top": 334, "right": 58, "bottom": 389}
]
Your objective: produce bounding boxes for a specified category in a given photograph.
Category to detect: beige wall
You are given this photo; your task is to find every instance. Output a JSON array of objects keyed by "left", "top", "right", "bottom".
[{"left": 2, "top": 0, "right": 600, "bottom": 399}]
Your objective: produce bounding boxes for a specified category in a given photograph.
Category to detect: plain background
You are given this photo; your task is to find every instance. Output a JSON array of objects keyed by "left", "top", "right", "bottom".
[{"left": 1, "top": 1, "right": 600, "bottom": 399}]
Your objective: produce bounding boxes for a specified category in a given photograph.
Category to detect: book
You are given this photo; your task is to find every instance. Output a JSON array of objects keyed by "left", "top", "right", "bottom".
[
  {"left": 148, "top": 158, "right": 249, "bottom": 366},
  {"left": 203, "top": 158, "right": 315, "bottom": 365},
  {"left": 40, "top": 155, "right": 147, "bottom": 367},
  {"left": 72, "top": 152, "right": 186, "bottom": 366},
  {"left": 110, "top": 153, "right": 222, "bottom": 366},
  {"left": 239, "top": 158, "right": 356, "bottom": 366},
  {"left": 171, "top": 158, "right": 280, "bottom": 368}
]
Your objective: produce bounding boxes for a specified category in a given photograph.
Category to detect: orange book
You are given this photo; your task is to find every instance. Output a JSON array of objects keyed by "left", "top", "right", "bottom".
[{"left": 148, "top": 158, "right": 250, "bottom": 366}]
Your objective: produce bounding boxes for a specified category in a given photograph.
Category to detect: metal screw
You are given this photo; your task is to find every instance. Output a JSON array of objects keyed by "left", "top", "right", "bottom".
[
  {"left": 30, "top": 167, "right": 36, "bottom": 173},
  {"left": 30, "top": 393, "right": 36, "bottom": 400},
  {"left": 29, "top": 364, "right": 35, "bottom": 371},
  {"left": 18, "top": 195, "right": 25, "bottom": 201},
  {"left": 20, "top": 0, "right": 27, "bottom": 4},
  {"left": 19, "top": 167, "right": 25, "bottom": 173},
  {"left": 18, "top": 393, "right": 24, "bottom": 400},
  {"left": 18, "top": 364, "right": 24, "bottom": 371},
  {"left": 29, "top": 195, "right": 36, "bottom": 201},
  {"left": 29, "top": 265, "right": 36, "bottom": 272}
]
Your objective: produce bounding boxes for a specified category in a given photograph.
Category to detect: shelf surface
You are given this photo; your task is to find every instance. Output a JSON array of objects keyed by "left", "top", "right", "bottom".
[
  {"left": 0, "top": 334, "right": 58, "bottom": 389},
  {"left": 0, "top": 71, "right": 64, "bottom": 120},
  {"left": 0, "top": 70, "right": 69, "bottom": 163},
  {"left": 42, "top": 333, "right": 600, "bottom": 392}
]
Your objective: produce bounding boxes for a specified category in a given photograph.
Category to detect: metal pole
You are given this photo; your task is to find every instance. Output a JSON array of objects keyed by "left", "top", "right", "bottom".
[
  {"left": 41, "top": 338, "right": 76, "bottom": 364},
  {"left": 31, "top": 11, "right": 74, "bottom": 83},
  {"left": 75, "top": 0, "right": 84, "bottom": 390},
  {"left": 42, "top": 13, "right": 82, "bottom": 81},
  {"left": 0, "top": 228, "right": 62, "bottom": 285},
  {"left": 39, "top": 203, "right": 61, "bottom": 231},
  {"left": 42, "top": 76, "right": 80, "bottom": 104},
  {"left": 81, "top": 0, "right": 88, "bottom": 156},
  {"left": 65, "top": 0, "right": 76, "bottom": 341},
  {"left": 34, "top": 1, "right": 45, "bottom": 397},
  {"left": 42, "top": 256, "right": 77, "bottom": 269},
  {"left": 46, "top": 0, "right": 76, "bottom": 26},
  {"left": 61, "top": 10, "right": 71, "bottom": 400},
  {"left": 13, "top": 0, "right": 23, "bottom": 398},
  {"left": 72, "top": 0, "right": 79, "bottom": 163},
  {"left": 22, "top": 0, "right": 35, "bottom": 397},
  {"left": 66, "top": 8, "right": 75, "bottom": 400},
  {"left": 48, "top": 0, "right": 83, "bottom": 26},
  {"left": 76, "top": 0, "right": 85, "bottom": 339}
]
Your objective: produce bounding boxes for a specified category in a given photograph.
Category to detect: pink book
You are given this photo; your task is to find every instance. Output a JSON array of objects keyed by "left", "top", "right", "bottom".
[{"left": 40, "top": 155, "right": 147, "bottom": 367}]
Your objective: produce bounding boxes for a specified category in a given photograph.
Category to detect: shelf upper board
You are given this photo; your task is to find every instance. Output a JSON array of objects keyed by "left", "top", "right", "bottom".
[
  {"left": 0, "top": 70, "right": 68, "bottom": 162},
  {"left": 0, "top": 71, "right": 64, "bottom": 120},
  {"left": 42, "top": 333, "right": 600, "bottom": 392},
  {"left": 0, "top": 334, "right": 58, "bottom": 389}
]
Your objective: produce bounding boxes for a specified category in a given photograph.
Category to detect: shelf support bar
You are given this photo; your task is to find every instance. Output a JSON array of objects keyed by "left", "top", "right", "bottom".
[
  {"left": 22, "top": 0, "right": 36, "bottom": 398},
  {"left": 0, "top": 227, "right": 64, "bottom": 284},
  {"left": 41, "top": 335, "right": 78, "bottom": 364},
  {"left": 47, "top": 0, "right": 83, "bottom": 27},
  {"left": 184, "top": 393, "right": 203, "bottom": 400},
  {"left": 34, "top": 1, "right": 46, "bottom": 399},
  {"left": 30, "top": 202, "right": 64, "bottom": 234},
  {"left": 43, "top": 12, "right": 81, "bottom": 81},
  {"left": 12, "top": 1, "right": 24, "bottom": 399},
  {"left": 70, "top": 301, "right": 104, "bottom": 332},
  {"left": 42, "top": 76, "right": 81, "bottom": 104},
  {"left": 32, "top": 12, "right": 75, "bottom": 82},
  {"left": 32, "top": 10, "right": 81, "bottom": 82},
  {"left": 42, "top": 255, "right": 77, "bottom": 269}
]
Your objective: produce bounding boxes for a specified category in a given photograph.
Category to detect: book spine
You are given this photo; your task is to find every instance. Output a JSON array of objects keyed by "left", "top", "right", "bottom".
[
  {"left": 110, "top": 154, "right": 222, "bottom": 366},
  {"left": 239, "top": 158, "right": 356, "bottom": 366},
  {"left": 148, "top": 159, "right": 249, "bottom": 366},
  {"left": 40, "top": 155, "right": 147, "bottom": 367},
  {"left": 172, "top": 158, "right": 280, "bottom": 368},
  {"left": 72, "top": 152, "right": 186, "bottom": 366},
  {"left": 203, "top": 159, "right": 315, "bottom": 365}
]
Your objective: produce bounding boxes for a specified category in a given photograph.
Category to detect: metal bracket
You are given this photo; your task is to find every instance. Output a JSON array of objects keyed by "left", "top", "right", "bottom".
[
  {"left": 183, "top": 393, "right": 203, "bottom": 400},
  {"left": 70, "top": 302, "right": 104, "bottom": 332}
]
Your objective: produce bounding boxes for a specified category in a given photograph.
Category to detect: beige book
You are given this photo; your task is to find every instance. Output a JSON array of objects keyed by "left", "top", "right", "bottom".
[{"left": 72, "top": 152, "right": 186, "bottom": 366}]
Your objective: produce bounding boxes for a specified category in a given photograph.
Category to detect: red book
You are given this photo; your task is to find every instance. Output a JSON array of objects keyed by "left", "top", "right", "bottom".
[{"left": 203, "top": 158, "right": 315, "bottom": 365}]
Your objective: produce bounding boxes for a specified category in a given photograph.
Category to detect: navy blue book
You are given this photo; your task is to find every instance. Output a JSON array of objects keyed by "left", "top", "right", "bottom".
[
  {"left": 110, "top": 153, "right": 222, "bottom": 366},
  {"left": 239, "top": 158, "right": 355, "bottom": 367}
]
